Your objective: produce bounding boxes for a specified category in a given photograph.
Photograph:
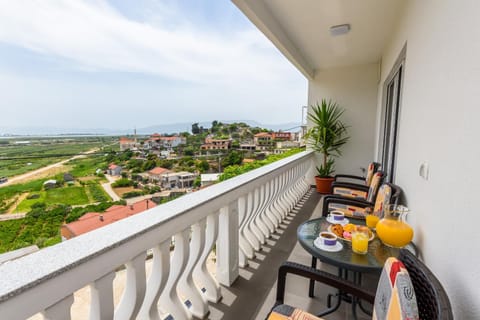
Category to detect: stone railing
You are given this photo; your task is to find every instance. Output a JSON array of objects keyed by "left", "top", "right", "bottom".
[{"left": 0, "top": 151, "right": 314, "bottom": 320}]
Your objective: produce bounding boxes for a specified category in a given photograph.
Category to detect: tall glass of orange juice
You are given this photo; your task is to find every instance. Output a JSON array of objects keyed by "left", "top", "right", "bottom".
[
  {"left": 352, "top": 228, "right": 369, "bottom": 254},
  {"left": 366, "top": 214, "right": 380, "bottom": 229}
]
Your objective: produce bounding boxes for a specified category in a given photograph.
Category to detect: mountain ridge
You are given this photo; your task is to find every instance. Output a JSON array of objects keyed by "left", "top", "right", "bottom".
[{"left": 0, "top": 120, "right": 302, "bottom": 136}]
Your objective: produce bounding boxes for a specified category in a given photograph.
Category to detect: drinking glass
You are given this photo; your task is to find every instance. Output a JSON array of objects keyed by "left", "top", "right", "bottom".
[{"left": 351, "top": 227, "right": 369, "bottom": 255}]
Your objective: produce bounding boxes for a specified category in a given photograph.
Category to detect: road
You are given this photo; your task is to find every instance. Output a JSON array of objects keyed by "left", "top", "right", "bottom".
[
  {"left": 0, "top": 148, "right": 99, "bottom": 188},
  {"left": 102, "top": 175, "right": 121, "bottom": 201}
]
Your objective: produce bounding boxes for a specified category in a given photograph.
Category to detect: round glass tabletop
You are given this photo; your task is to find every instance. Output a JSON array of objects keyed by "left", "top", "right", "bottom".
[{"left": 297, "top": 217, "right": 408, "bottom": 273}]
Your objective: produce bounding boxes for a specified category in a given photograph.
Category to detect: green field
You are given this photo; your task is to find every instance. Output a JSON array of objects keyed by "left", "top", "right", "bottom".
[
  {"left": 15, "top": 186, "right": 91, "bottom": 212},
  {"left": 0, "top": 136, "right": 118, "bottom": 178}
]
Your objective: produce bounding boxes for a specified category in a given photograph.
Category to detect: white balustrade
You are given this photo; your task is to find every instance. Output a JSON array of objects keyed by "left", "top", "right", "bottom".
[{"left": 0, "top": 151, "right": 314, "bottom": 319}]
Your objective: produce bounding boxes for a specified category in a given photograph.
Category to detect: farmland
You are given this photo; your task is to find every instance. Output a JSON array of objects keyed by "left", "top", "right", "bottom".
[{"left": 0, "top": 136, "right": 118, "bottom": 178}]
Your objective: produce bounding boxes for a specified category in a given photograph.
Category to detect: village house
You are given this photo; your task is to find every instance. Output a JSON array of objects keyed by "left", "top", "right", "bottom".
[
  {"left": 106, "top": 163, "right": 122, "bottom": 176},
  {"left": 147, "top": 166, "right": 172, "bottom": 184},
  {"left": 60, "top": 200, "right": 155, "bottom": 240},
  {"left": 253, "top": 132, "right": 274, "bottom": 151},
  {"left": 119, "top": 137, "right": 138, "bottom": 151},
  {"left": 200, "top": 136, "right": 232, "bottom": 151},
  {"left": 143, "top": 133, "right": 186, "bottom": 150}
]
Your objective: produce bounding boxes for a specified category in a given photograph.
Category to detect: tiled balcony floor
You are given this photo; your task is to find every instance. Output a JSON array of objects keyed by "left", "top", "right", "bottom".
[{"left": 210, "top": 188, "right": 378, "bottom": 320}]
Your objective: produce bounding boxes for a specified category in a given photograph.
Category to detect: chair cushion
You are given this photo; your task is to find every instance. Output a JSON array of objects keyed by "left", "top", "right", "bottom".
[
  {"left": 328, "top": 203, "right": 368, "bottom": 219},
  {"left": 373, "top": 257, "right": 419, "bottom": 320},
  {"left": 268, "top": 304, "right": 324, "bottom": 320},
  {"left": 366, "top": 172, "right": 383, "bottom": 202},
  {"left": 373, "top": 184, "right": 392, "bottom": 214},
  {"left": 365, "top": 162, "right": 376, "bottom": 186},
  {"left": 332, "top": 187, "right": 368, "bottom": 199}
]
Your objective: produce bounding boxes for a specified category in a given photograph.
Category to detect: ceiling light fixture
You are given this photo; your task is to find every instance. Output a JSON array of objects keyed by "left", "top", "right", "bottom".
[{"left": 330, "top": 24, "right": 350, "bottom": 36}]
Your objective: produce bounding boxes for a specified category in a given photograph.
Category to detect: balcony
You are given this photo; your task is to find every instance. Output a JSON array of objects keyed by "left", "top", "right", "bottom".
[{"left": 0, "top": 151, "right": 343, "bottom": 320}]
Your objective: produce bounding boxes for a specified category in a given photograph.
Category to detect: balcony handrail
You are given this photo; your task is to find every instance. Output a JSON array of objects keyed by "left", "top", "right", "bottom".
[{"left": 0, "top": 150, "right": 314, "bottom": 319}]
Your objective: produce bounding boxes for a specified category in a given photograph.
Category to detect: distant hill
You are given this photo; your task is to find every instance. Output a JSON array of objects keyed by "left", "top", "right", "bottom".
[{"left": 0, "top": 121, "right": 302, "bottom": 137}]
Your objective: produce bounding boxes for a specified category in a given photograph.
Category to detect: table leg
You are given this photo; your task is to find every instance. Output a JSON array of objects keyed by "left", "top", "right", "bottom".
[{"left": 308, "top": 256, "right": 317, "bottom": 297}]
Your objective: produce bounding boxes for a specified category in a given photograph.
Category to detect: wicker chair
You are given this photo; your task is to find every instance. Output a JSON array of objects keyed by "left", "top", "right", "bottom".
[{"left": 269, "top": 249, "right": 453, "bottom": 320}]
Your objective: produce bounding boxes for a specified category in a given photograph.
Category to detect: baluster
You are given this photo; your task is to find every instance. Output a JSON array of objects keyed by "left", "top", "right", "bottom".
[
  {"left": 250, "top": 188, "right": 266, "bottom": 244},
  {"left": 138, "top": 240, "right": 171, "bottom": 320},
  {"left": 265, "top": 179, "right": 281, "bottom": 228},
  {"left": 193, "top": 212, "right": 221, "bottom": 303},
  {"left": 260, "top": 181, "right": 276, "bottom": 232},
  {"left": 42, "top": 294, "right": 74, "bottom": 320},
  {"left": 178, "top": 219, "right": 209, "bottom": 319},
  {"left": 272, "top": 172, "right": 288, "bottom": 220},
  {"left": 90, "top": 272, "right": 115, "bottom": 320},
  {"left": 114, "top": 252, "right": 147, "bottom": 320},
  {"left": 243, "top": 191, "right": 261, "bottom": 251},
  {"left": 159, "top": 229, "right": 191, "bottom": 320},
  {"left": 216, "top": 201, "right": 239, "bottom": 286},
  {"left": 253, "top": 186, "right": 269, "bottom": 239},
  {"left": 237, "top": 195, "right": 253, "bottom": 267}
]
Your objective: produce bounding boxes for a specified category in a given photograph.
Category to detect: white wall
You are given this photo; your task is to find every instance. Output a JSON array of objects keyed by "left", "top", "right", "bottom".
[
  {"left": 308, "top": 63, "right": 379, "bottom": 176},
  {"left": 379, "top": 0, "right": 480, "bottom": 317}
]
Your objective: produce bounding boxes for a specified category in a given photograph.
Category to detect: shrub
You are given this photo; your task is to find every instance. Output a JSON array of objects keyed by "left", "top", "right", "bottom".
[
  {"left": 111, "top": 178, "right": 133, "bottom": 188},
  {"left": 122, "top": 191, "right": 144, "bottom": 199}
]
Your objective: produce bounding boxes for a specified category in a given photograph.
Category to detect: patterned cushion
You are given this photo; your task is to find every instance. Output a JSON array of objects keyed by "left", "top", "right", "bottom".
[
  {"left": 333, "top": 187, "right": 368, "bottom": 200},
  {"left": 373, "top": 257, "right": 419, "bottom": 320},
  {"left": 365, "top": 163, "right": 376, "bottom": 186},
  {"left": 268, "top": 305, "right": 324, "bottom": 320},
  {"left": 366, "top": 172, "right": 383, "bottom": 202},
  {"left": 328, "top": 203, "right": 368, "bottom": 219},
  {"left": 373, "top": 184, "right": 392, "bottom": 214}
]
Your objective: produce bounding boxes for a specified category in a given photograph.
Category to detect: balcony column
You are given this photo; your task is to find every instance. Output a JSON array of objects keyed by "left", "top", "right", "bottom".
[
  {"left": 216, "top": 201, "right": 239, "bottom": 286},
  {"left": 42, "top": 294, "right": 74, "bottom": 320},
  {"left": 90, "top": 272, "right": 115, "bottom": 320}
]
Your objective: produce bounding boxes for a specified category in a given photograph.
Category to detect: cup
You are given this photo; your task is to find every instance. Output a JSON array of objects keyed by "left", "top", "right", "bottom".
[
  {"left": 318, "top": 231, "right": 338, "bottom": 247},
  {"left": 328, "top": 210, "right": 345, "bottom": 223},
  {"left": 351, "top": 227, "right": 369, "bottom": 255}
]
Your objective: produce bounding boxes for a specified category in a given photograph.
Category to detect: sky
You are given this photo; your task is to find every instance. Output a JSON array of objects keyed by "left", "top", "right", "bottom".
[{"left": 0, "top": 0, "right": 307, "bottom": 132}]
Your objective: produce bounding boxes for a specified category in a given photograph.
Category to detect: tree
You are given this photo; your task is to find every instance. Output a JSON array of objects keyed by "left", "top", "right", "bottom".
[
  {"left": 196, "top": 160, "right": 210, "bottom": 173},
  {"left": 192, "top": 123, "right": 200, "bottom": 134},
  {"left": 221, "top": 150, "right": 243, "bottom": 168}
]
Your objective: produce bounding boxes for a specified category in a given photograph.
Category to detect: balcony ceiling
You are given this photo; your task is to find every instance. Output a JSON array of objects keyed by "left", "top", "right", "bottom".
[{"left": 233, "top": 0, "right": 405, "bottom": 79}]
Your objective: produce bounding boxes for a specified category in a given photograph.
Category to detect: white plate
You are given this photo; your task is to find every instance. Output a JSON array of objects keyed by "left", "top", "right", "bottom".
[
  {"left": 327, "top": 225, "right": 375, "bottom": 242},
  {"left": 313, "top": 238, "right": 343, "bottom": 252},
  {"left": 326, "top": 216, "right": 349, "bottom": 225}
]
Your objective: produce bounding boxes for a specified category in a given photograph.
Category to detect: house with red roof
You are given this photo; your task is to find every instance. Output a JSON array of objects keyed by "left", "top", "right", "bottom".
[
  {"left": 60, "top": 199, "right": 156, "bottom": 240},
  {"left": 107, "top": 163, "right": 122, "bottom": 176}
]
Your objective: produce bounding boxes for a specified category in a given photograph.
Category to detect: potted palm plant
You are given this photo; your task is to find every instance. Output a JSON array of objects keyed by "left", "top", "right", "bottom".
[{"left": 306, "top": 99, "right": 350, "bottom": 193}]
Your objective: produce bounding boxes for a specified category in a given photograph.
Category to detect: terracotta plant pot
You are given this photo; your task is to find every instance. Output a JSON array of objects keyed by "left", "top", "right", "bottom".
[{"left": 315, "top": 176, "right": 334, "bottom": 194}]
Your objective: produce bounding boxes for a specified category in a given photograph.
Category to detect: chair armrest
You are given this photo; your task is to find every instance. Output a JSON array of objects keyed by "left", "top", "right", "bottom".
[
  {"left": 275, "top": 261, "right": 375, "bottom": 306},
  {"left": 333, "top": 174, "right": 365, "bottom": 182},
  {"left": 331, "top": 182, "right": 370, "bottom": 193},
  {"left": 322, "top": 195, "right": 374, "bottom": 216}
]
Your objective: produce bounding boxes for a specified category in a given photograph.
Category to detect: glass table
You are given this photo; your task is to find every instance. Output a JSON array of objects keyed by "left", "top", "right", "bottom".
[{"left": 297, "top": 217, "right": 414, "bottom": 318}]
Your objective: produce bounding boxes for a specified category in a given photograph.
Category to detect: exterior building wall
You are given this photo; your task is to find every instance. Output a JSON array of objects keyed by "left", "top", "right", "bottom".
[
  {"left": 308, "top": 63, "right": 379, "bottom": 176},
  {"left": 376, "top": 1, "right": 480, "bottom": 317}
]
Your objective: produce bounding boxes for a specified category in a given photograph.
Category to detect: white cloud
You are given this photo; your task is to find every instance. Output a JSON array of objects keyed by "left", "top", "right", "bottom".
[{"left": 0, "top": 0, "right": 294, "bottom": 84}]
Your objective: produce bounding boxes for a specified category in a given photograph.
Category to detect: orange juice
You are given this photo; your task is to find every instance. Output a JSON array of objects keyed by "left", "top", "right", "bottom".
[
  {"left": 366, "top": 214, "right": 380, "bottom": 228},
  {"left": 376, "top": 219, "right": 413, "bottom": 248},
  {"left": 352, "top": 231, "right": 369, "bottom": 254}
]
